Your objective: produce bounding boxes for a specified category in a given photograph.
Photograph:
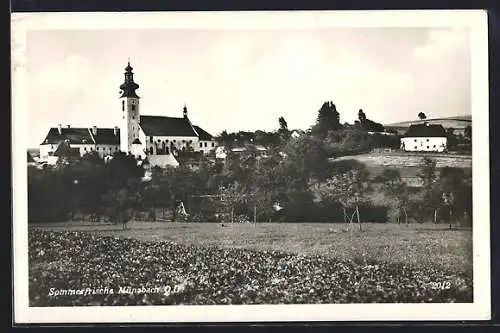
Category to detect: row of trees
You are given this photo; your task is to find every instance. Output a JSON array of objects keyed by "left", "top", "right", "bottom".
[{"left": 28, "top": 101, "right": 472, "bottom": 227}]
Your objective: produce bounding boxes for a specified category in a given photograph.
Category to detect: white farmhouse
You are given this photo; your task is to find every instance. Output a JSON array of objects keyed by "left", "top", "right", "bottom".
[{"left": 400, "top": 123, "right": 447, "bottom": 152}]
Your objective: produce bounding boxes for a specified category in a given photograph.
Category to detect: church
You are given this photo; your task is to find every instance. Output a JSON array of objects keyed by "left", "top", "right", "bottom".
[{"left": 39, "top": 61, "right": 217, "bottom": 167}]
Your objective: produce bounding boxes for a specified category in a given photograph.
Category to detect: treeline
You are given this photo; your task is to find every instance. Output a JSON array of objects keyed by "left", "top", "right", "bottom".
[
  {"left": 217, "top": 103, "right": 400, "bottom": 156},
  {"left": 28, "top": 101, "right": 472, "bottom": 226}
]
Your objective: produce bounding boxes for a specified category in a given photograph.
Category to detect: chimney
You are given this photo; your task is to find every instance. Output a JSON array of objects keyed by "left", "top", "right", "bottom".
[
  {"left": 92, "top": 126, "right": 97, "bottom": 136},
  {"left": 57, "top": 124, "right": 62, "bottom": 135},
  {"left": 114, "top": 126, "right": 118, "bottom": 136},
  {"left": 183, "top": 104, "right": 188, "bottom": 118}
]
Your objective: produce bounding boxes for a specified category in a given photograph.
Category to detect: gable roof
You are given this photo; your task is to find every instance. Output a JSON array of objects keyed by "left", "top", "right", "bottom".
[
  {"left": 53, "top": 140, "right": 80, "bottom": 157},
  {"left": 192, "top": 125, "right": 213, "bottom": 140},
  {"left": 140, "top": 115, "right": 198, "bottom": 137},
  {"left": 41, "top": 127, "right": 94, "bottom": 145},
  {"left": 91, "top": 128, "right": 120, "bottom": 145},
  {"left": 404, "top": 124, "right": 446, "bottom": 138}
]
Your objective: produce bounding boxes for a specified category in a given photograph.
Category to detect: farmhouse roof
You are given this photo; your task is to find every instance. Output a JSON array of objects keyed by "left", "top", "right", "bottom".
[
  {"left": 404, "top": 124, "right": 446, "bottom": 138},
  {"left": 140, "top": 115, "right": 198, "bottom": 137},
  {"left": 41, "top": 127, "right": 95, "bottom": 145},
  {"left": 91, "top": 128, "right": 120, "bottom": 145},
  {"left": 192, "top": 125, "right": 213, "bottom": 140}
]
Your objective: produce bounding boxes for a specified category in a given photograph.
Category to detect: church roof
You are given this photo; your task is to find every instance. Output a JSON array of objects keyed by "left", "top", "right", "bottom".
[
  {"left": 91, "top": 128, "right": 120, "bottom": 145},
  {"left": 140, "top": 115, "right": 198, "bottom": 137},
  {"left": 41, "top": 127, "right": 94, "bottom": 145},
  {"left": 404, "top": 124, "right": 446, "bottom": 138},
  {"left": 192, "top": 125, "right": 213, "bottom": 140}
]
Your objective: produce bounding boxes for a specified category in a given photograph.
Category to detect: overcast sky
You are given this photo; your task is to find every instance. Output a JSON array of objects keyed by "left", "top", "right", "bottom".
[{"left": 26, "top": 27, "right": 471, "bottom": 147}]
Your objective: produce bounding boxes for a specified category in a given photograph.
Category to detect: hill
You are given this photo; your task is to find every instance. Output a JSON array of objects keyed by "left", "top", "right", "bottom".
[{"left": 385, "top": 115, "right": 471, "bottom": 134}]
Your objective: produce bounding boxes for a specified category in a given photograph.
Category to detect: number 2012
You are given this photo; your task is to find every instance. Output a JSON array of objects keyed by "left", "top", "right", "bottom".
[{"left": 429, "top": 281, "right": 451, "bottom": 290}]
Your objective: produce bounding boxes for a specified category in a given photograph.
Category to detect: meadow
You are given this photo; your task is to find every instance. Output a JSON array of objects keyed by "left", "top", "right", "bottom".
[{"left": 29, "top": 222, "right": 473, "bottom": 306}]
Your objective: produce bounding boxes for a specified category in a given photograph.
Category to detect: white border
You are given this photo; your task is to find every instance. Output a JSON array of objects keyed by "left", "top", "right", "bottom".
[{"left": 12, "top": 10, "right": 490, "bottom": 323}]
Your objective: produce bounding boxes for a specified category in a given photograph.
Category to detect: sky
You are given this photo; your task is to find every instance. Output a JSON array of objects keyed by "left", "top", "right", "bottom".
[{"left": 25, "top": 27, "right": 471, "bottom": 147}]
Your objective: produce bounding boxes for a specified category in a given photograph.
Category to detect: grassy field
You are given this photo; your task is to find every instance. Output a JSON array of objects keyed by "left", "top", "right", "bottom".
[{"left": 31, "top": 221, "right": 472, "bottom": 274}]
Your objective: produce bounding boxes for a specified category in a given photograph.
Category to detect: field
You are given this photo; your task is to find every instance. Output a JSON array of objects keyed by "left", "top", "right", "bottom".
[{"left": 29, "top": 222, "right": 473, "bottom": 306}]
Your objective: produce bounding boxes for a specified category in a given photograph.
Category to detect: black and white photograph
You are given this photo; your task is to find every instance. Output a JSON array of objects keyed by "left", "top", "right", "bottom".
[{"left": 12, "top": 10, "right": 490, "bottom": 323}]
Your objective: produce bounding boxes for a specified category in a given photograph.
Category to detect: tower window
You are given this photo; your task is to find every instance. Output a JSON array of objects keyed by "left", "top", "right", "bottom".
[
  {"left": 132, "top": 105, "right": 136, "bottom": 111},
  {"left": 122, "top": 101, "right": 125, "bottom": 111},
  {"left": 150, "top": 136, "right": 153, "bottom": 143}
]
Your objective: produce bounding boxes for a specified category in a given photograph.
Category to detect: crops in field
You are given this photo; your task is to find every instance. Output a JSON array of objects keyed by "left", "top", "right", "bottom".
[{"left": 29, "top": 229, "right": 472, "bottom": 306}]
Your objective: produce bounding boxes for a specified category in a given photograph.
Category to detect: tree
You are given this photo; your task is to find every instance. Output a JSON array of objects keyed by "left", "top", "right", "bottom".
[
  {"left": 374, "top": 169, "right": 409, "bottom": 224},
  {"left": 311, "top": 101, "right": 341, "bottom": 138},
  {"left": 310, "top": 164, "right": 370, "bottom": 230},
  {"left": 278, "top": 116, "right": 288, "bottom": 132},
  {"left": 464, "top": 125, "right": 472, "bottom": 141},
  {"left": 219, "top": 182, "right": 249, "bottom": 223},
  {"left": 358, "top": 109, "right": 367, "bottom": 123},
  {"left": 418, "top": 112, "right": 427, "bottom": 120},
  {"left": 438, "top": 167, "right": 472, "bottom": 228},
  {"left": 416, "top": 157, "right": 440, "bottom": 222}
]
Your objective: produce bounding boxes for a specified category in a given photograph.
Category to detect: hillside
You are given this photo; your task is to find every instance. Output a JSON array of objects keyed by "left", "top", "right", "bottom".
[{"left": 385, "top": 115, "right": 471, "bottom": 130}]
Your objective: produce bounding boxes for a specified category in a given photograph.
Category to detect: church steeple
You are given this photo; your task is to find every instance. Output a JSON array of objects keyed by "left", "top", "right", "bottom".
[{"left": 119, "top": 60, "right": 140, "bottom": 98}]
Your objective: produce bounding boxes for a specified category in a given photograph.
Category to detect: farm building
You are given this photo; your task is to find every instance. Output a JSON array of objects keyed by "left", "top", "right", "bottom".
[
  {"left": 400, "top": 123, "right": 447, "bottom": 152},
  {"left": 39, "top": 61, "right": 217, "bottom": 168}
]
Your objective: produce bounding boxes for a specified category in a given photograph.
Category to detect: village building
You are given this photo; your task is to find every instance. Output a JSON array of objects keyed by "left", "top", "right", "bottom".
[
  {"left": 400, "top": 123, "right": 447, "bottom": 152},
  {"left": 39, "top": 61, "right": 217, "bottom": 167}
]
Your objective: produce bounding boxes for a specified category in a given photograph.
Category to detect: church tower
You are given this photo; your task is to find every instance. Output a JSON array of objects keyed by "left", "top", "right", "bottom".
[{"left": 119, "top": 61, "right": 140, "bottom": 154}]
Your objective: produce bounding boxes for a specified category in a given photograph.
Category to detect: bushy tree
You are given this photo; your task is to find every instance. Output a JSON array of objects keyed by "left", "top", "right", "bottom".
[{"left": 311, "top": 101, "right": 341, "bottom": 138}]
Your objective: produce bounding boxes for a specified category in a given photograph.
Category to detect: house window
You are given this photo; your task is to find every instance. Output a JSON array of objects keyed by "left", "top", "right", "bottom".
[
  {"left": 204, "top": 142, "right": 207, "bottom": 147},
  {"left": 166, "top": 139, "right": 169, "bottom": 143},
  {"left": 173, "top": 140, "right": 176, "bottom": 143},
  {"left": 115, "top": 147, "right": 118, "bottom": 151},
  {"left": 212, "top": 142, "right": 215, "bottom": 147},
  {"left": 157, "top": 139, "right": 161, "bottom": 142},
  {"left": 433, "top": 145, "right": 436, "bottom": 148},
  {"left": 426, "top": 138, "right": 429, "bottom": 142},
  {"left": 132, "top": 105, "right": 136, "bottom": 111},
  {"left": 84, "top": 147, "right": 87, "bottom": 151},
  {"left": 427, "top": 146, "right": 429, "bottom": 149},
  {"left": 189, "top": 140, "right": 192, "bottom": 144},
  {"left": 149, "top": 147, "right": 153, "bottom": 155},
  {"left": 414, "top": 146, "right": 417, "bottom": 149},
  {"left": 199, "top": 142, "right": 202, "bottom": 148},
  {"left": 414, "top": 139, "right": 417, "bottom": 142}
]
